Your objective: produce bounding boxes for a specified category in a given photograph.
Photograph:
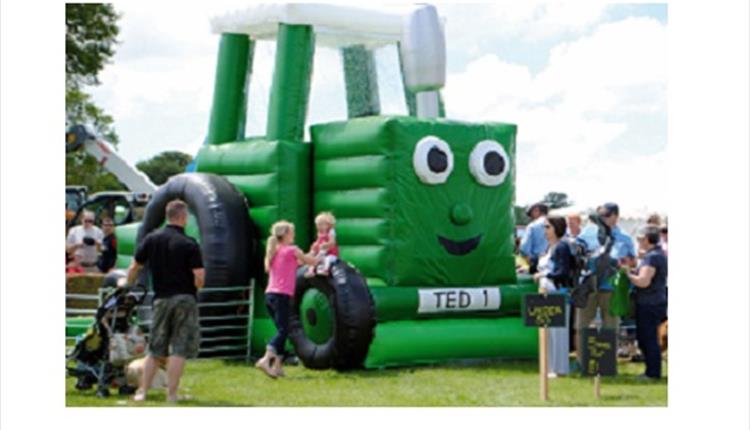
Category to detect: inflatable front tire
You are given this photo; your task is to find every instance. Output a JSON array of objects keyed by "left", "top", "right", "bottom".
[
  {"left": 289, "top": 261, "right": 375, "bottom": 370},
  {"left": 137, "top": 173, "right": 256, "bottom": 286}
]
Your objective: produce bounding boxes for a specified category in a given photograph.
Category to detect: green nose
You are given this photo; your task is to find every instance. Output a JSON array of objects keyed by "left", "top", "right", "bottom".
[{"left": 451, "top": 204, "right": 473, "bottom": 226}]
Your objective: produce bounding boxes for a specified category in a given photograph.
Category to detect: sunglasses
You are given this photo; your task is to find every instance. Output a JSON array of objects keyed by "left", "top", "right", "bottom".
[{"left": 84, "top": 219, "right": 95, "bottom": 223}]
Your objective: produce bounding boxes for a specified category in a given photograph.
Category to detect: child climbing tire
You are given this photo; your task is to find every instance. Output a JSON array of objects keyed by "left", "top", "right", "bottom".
[{"left": 289, "top": 261, "right": 375, "bottom": 370}]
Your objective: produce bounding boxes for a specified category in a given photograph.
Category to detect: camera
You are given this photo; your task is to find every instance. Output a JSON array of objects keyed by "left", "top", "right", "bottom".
[{"left": 83, "top": 237, "right": 96, "bottom": 246}]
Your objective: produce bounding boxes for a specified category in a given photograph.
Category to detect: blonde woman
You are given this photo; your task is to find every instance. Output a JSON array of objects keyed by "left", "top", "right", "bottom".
[{"left": 256, "top": 221, "right": 319, "bottom": 378}]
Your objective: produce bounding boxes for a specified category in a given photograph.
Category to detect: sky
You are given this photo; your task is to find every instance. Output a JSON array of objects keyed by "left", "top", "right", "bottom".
[{"left": 88, "top": 2, "right": 668, "bottom": 215}]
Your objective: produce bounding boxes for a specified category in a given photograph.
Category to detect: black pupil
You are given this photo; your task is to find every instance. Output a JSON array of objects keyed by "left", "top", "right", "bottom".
[
  {"left": 484, "top": 152, "right": 504, "bottom": 175},
  {"left": 427, "top": 147, "right": 448, "bottom": 173}
]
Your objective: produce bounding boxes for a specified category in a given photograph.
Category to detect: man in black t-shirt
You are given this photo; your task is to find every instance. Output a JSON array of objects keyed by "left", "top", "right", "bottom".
[
  {"left": 97, "top": 217, "right": 118, "bottom": 273},
  {"left": 127, "top": 200, "right": 205, "bottom": 403}
]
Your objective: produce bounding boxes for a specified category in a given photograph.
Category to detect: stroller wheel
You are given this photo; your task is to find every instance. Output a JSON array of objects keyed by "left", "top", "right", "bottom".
[
  {"left": 118, "top": 385, "right": 137, "bottom": 396},
  {"left": 75, "top": 379, "right": 92, "bottom": 391},
  {"left": 95, "top": 387, "right": 110, "bottom": 398}
]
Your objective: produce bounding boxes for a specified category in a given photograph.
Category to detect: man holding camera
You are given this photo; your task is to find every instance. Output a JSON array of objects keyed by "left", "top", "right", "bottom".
[
  {"left": 575, "top": 202, "right": 636, "bottom": 365},
  {"left": 66, "top": 210, "right": 104, "bottom": 273}
]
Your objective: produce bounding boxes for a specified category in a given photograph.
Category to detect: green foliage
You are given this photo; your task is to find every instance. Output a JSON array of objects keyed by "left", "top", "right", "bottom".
[
  {"left": 66, "top": 359, "right": 667, "bottom": 406},
  {"left": 543, "top": 191, "right": 573, "bottom": 209},
  {"left": 66, "top": 151, "right": 127, "bottom": 192},
  {"left": 136, "top": 151, "right": 194, "bottom": 185},
  {"left": 66, "top": 87, "right": 118, "bottom": 144},
  {"left": 66, "top": 4, "right": 120, "bottom": 89},
  {"left": 65, "top": 4, "right": 122, "bottom": 192},
  {"left": 514, "top": 205, "right": 530, "bottom": 225}
]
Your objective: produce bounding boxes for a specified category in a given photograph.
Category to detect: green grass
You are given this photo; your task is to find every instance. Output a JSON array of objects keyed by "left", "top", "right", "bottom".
[{"left": 66, "top": 358, "right": 667, "bottom": 407}]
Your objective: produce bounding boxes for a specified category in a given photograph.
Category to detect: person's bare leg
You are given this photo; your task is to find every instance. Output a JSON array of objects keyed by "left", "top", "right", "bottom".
[
  {"left": 134, "top": 355, "right": 162, "bottom": 401},
  {"left": 166, "top": 355, "right": 187, "bottom": 402},
  {"left": 255, "top": 347, "right": 277, "bottom": 378},
  {"left": 272, "top": 354, "right": 285, "bottom": 377}
]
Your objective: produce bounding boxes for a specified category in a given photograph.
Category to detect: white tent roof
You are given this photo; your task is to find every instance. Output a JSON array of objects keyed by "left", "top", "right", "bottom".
[
  {"left": 550, "top": 204, "right": 666, "bottom": 220},
  {"left": 548, "top": 204, "right": 595, "bottom": 217}
]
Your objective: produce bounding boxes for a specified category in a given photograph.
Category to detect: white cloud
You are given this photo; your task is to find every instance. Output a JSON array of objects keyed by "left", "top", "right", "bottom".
[
  {"left": 535, "top": 17, "right": 667, "bottom": 96},
  {"left": 88, "top": 4, "right": 667, "bottom": 211},
  {"left": 486, "top": 1, "right": 608, "bottom": 41},
  {"left": 444, "top": 55, "right": 534, "bottom": 118},
  {"left": 444, "top": 16, "right": 667, "bottom": 210}
]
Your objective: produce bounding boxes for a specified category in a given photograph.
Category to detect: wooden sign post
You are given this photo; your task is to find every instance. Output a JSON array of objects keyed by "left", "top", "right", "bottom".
[
  {"left": 524, "top": 292, "right": 566, "bottom": 402},
  {"left": 539, "top": 325, "right": 548, "bottom": 400},
  {"left": 580, "top": 328, "right": 617, "bottom": 400}
]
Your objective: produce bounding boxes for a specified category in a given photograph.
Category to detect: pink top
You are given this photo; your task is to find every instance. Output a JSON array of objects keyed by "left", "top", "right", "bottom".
[
  {"left": 311, "top": 229, "right": 339, "bottom": 257},
  {"left": 266, "top": 244, "right": 299, "bottom": 296}
]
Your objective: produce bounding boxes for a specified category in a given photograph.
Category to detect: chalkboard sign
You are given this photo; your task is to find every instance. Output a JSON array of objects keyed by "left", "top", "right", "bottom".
[
  {"left": 580, "top": 328, "right": 617, "bottom": 376},
  {"left": 523, "top": 294, "right": 566, "bottom": 327}
]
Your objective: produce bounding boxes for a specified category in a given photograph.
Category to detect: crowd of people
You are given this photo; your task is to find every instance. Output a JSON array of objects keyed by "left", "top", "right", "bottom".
[
  {"left": 68, "top": 196, "right": 666, "bottom": 403},
  {"left": 519, "top": 201, "right": 669, "bottom": 380},
  {"left": 65, "top": 210, "right": 118, "bottom": 275}
]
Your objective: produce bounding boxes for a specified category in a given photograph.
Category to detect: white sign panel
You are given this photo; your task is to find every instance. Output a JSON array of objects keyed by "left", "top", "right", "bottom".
[{"left": 417, "top": 287, "right": 501, "bottom": 314}]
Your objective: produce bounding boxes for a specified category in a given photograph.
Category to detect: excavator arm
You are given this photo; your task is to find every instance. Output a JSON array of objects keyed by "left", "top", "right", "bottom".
[{"left": 66, "top": 124, "right": 157, "bottom": 195}]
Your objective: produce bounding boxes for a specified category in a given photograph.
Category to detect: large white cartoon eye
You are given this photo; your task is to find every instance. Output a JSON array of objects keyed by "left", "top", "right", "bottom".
[
  {"left": 469, "top": 140, "right": 510, "bottom": 187},
  {"left": 413, "top": 136, "right": 454, "bottom": 185}
]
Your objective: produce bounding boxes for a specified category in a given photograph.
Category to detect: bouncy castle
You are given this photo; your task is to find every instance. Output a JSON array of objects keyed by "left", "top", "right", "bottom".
[{"left": 114, "top": 4, "right": 538, "bottom": 369}]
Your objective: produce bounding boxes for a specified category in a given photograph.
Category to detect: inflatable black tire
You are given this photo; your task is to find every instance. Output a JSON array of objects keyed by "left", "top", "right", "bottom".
[
  {"left": 137, "top": 173, "right": 255, "bottom": 287},
  {"left": 289, "top": 261, "right": 375, "bottom": 370},
  {"left": 137, "top": 173, "right": 258, "bottom": 358}
]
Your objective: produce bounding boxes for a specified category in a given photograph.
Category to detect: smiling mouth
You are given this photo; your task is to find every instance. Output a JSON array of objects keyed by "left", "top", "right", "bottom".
[{"left": 437, "top": 235, "right": 482, "bottom": 256}]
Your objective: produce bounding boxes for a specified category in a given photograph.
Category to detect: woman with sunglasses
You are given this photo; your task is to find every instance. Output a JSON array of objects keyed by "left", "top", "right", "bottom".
[{"left": 533, "top": 216, "right": 574, "bottom": 377}]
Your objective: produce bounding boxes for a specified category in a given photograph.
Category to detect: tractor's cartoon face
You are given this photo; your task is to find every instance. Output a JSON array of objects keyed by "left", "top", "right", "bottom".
[
  {"left": 312, "top": 116, "right": 518, "bottom": 287},
  {"left": 411, "top": 135, "right": 511, "bottom": 255},
  {"left": 392, "top": 121, "right": 517, "bottom": 286}
]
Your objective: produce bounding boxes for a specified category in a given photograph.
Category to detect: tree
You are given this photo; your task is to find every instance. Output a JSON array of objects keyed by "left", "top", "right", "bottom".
[
  {"left": 66, "top": 4, "right": 120, "bottom": 89},
  {"left": 514, "top": 206, "right": 530, "bottom": 225},
  {"left": 542, "top": 192, "right": 573, "bottom": 210},
  {"left": 66, "top": 4, "right": 123, "bottom": 192},
  {"left": 137, "top": 151, "right": 194, "bottom": 185},
  {"left": 65, "top": 88, "right": 126, "bottom": 191}
]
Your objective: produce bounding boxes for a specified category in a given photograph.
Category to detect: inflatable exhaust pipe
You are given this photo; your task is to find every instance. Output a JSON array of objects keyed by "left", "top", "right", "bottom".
[{"left": 399, "top": 5, "right": 446, "bottom": 118}]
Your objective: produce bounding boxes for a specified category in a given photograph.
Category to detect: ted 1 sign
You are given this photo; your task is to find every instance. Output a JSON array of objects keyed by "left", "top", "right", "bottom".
[{"left": 417, "top": 287, "right": 500, "bottom": 314}]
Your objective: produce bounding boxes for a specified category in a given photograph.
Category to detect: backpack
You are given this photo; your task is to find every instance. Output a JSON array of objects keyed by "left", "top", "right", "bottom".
[
  {"left": 566, "top": 237, "right": 594, "bottom": 308},
  {"left": 568, "top": 214, "right": 616, "bottom": 308},
  {"left": 566, "top": 238, "right": 588, "bottom": 285}
]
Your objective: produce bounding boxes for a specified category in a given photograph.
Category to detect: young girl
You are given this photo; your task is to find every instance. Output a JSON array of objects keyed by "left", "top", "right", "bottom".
[
  {"left": 305, "top": 212, "right": 339, "bottom": 277},
  {"left": 256, "top": 221, "right": 318, "bottom": 378}
]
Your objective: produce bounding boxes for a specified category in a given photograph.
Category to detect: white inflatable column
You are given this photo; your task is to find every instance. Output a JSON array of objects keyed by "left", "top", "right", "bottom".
[{"left": 398, "top": 5, "right": 446, "bottom": 119}]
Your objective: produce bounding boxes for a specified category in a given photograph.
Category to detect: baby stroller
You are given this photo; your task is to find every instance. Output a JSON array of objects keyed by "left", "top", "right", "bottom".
[{"left": 66, "top": 273, "right": 148, "bottom": 398}]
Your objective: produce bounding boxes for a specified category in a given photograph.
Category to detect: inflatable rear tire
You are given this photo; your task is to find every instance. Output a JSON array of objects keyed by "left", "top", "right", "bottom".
[
  {"left": 137, "top": 173, "right": 256, "bottom": 286},
  {"left": 289, "top": 261, "right": 375, "bottom": 370},
  {"left": 137, "top": 173, "right": 257, "bottom": 358}
]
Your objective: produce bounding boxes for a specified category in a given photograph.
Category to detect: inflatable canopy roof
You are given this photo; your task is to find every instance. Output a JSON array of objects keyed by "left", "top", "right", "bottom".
[{"left": 210, "top": 3, "right": 443, "bottom": 48}]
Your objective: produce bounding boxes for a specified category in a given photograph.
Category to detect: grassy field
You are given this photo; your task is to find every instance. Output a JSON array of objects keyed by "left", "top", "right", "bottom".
[{"left": 66, "top": 358, "right": 667, "bottom": 407}]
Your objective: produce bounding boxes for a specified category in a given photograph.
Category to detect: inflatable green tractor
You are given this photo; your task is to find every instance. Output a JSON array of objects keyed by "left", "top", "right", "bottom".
[{"left": 115, "top": 4, "right": 538, "bottom": 369}]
